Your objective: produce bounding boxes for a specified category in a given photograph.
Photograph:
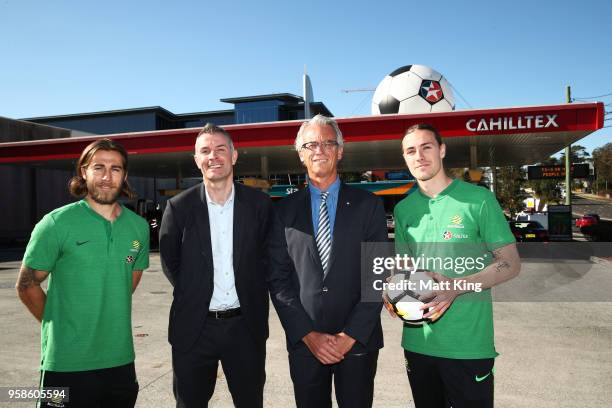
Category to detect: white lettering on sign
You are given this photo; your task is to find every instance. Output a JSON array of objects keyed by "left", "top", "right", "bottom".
[{"left": 466, "top": 114, "right": 558, "bottom": 132}]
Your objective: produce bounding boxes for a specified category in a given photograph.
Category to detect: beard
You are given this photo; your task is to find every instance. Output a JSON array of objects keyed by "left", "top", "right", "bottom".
[{"left": 88, "top": 182, "right": 122, "bottom": 205}]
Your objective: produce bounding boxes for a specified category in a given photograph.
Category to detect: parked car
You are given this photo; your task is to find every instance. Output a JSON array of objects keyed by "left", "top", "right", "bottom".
[
  {"left": 575, "top": 213, "right": 600, "bottom": 228},
  {"left": 516, "top": 212, "right": 549, "bottom": 230},
  {"left": 508, "top": 221, "right": 549, "bottom": 242}
]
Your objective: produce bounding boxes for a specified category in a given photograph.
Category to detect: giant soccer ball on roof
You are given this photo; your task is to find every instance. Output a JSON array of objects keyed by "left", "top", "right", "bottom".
[{"left": 371, "top": 65, "right": 455, "bottom": 115}]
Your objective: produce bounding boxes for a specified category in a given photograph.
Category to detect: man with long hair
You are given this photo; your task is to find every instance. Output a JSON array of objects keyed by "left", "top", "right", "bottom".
[{"left": 16, "top": 138, "right": 149, "bottom": 408}]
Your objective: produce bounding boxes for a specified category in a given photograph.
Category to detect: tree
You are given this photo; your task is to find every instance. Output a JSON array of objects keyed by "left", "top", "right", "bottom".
[
  {"left": 495, "top": 166, "right": 527, "bottom": 217},
  {"left": 593, "top": 143, "right": 612, "bottom": 194},
  {"left": 527, "top": 157, "right": 562, "bottom": 210},
  {"left": 559, "top": 144, "right": 590, "bottom": 164}
]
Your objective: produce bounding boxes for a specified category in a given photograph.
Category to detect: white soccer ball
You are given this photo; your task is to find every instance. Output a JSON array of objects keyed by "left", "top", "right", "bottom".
[
  {"left": 394, "top": 300, "right": 425, "bottom": 324},
  {"left": 371, "top": 65, "right": 455, "bottom": 115},
  {"left": 386, "top": 272, "right": 433, "bottom": 325}
]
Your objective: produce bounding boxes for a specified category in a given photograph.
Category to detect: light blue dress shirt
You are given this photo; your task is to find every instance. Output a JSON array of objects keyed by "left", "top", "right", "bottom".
[{"left": 309, "top": 177, "right": 341, "bottom": 236}]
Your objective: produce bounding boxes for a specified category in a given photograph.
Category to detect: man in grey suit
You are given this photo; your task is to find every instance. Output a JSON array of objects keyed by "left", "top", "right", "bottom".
[
  {"left": 268, "top": 115, "right": 388, "bottom": 408},
  {"left": 160, "top": 123, "right": 272, "bottom": 408}
]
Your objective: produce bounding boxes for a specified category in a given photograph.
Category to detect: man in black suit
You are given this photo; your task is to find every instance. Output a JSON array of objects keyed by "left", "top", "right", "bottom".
[
  {"left": 160, "top": 123, "right": 272, "bottom": 408},
  {"left": 268, "top": 114, "right": 387, "bottom": 408}
]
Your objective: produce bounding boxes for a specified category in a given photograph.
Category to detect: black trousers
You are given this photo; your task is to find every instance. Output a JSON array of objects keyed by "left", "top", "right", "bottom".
[
  {"left": 404, "top": 350, "right": 494, "bottom": 408},
  {"left": 288, "top": 350, "right": 379, "bottom": 408},
  {"left": 39, "top": 362, "right": 138, "bottom": 408},
  {"left": 172, "top": 315, "right": 266, "bottom": 408}
]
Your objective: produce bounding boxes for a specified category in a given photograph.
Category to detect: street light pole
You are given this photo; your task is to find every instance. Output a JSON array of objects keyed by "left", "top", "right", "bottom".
[{"left": 565, "top": 86, "right": 572, "bottom": 206}]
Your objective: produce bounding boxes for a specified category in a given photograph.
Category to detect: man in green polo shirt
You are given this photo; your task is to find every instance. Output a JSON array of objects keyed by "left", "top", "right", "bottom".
[
  {"left": 388, "top": 124, "right": 521, "bottom": 408},
  {"left": 16, "top": 138, "right": 149, "bottom": 408}
]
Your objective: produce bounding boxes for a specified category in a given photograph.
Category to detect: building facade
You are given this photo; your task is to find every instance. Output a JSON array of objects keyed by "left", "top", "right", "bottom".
[{"left": 1, "top": 93, "right": 331, "bottom": 242}]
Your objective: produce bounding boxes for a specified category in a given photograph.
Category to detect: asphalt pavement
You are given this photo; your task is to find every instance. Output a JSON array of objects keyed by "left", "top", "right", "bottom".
[
  {"left": 572, "top": 193, "right": 612, "bottom": 221},
  {"left": 1, "top": 252, "right": 612, "bottom": 408}
]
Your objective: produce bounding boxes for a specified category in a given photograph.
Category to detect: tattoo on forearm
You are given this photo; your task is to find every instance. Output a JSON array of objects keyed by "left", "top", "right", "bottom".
[
  {"left": 16, "top": 266, "right": 42, "bottom": 290},
  {"left": 495, "top": 261, "right": 510, "bottom": 273}
]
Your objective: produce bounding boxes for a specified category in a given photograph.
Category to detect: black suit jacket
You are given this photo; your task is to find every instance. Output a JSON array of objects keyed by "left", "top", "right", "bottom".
[
  {"left": 159, "top": 182, "right": 272, "bottom": 352},
  {"left": 268, "top": 183, "right": 387, "bottom": 355}
]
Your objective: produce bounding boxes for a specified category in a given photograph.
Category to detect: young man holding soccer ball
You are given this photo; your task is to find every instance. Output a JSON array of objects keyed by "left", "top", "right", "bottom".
[{"left": 388, "top": 124, "right": 521, "bottom": 408}]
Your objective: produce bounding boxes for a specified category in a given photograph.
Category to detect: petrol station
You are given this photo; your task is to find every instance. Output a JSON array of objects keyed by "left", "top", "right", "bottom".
[{"left": 0, "top": 100, "right": 605, "bottom": 241}]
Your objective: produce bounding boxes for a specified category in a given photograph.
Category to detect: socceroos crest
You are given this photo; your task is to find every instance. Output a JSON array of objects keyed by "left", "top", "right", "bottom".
[{"left": 447, "top": 215, "right": 465, "bottom": 229}]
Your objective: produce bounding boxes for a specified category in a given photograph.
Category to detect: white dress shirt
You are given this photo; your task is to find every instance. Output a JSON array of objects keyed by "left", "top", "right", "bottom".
[{"left": 205, "top": 185, "right": 240, "bottom": 311}]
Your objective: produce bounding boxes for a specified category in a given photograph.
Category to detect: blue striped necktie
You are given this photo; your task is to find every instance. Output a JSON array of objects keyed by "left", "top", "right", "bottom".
[{"left": 316, "top": 191, "right": 332, "bottom": 274}]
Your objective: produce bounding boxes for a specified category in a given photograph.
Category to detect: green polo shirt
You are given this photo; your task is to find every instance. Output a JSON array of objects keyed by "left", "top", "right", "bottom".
[
  {"left": 23, "top": 200, "right": 149, "bottom": 372},
  {"left": 394, "top": 179, "right": 514, "bottom": 359}
]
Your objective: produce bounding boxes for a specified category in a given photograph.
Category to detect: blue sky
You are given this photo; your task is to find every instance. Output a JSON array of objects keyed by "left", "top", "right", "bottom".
[{"left": 1, "top": 0, "right": 610, "bottom": 154}]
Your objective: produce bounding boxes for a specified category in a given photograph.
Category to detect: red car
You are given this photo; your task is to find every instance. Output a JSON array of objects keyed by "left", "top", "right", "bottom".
[{"left": 575, "top": 214, "right": 600, "bottom": 228}]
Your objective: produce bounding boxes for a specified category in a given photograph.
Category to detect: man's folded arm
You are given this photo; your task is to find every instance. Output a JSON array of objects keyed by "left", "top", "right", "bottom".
[
  {"left": 343, "top": 301, "right": 383, "bottom": 345},
  {"left": 463, "top": 242, "right": 521, "bottom": 290},
  {"left": 267, "top": 212, "right": 314, "bottom": 345}
]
